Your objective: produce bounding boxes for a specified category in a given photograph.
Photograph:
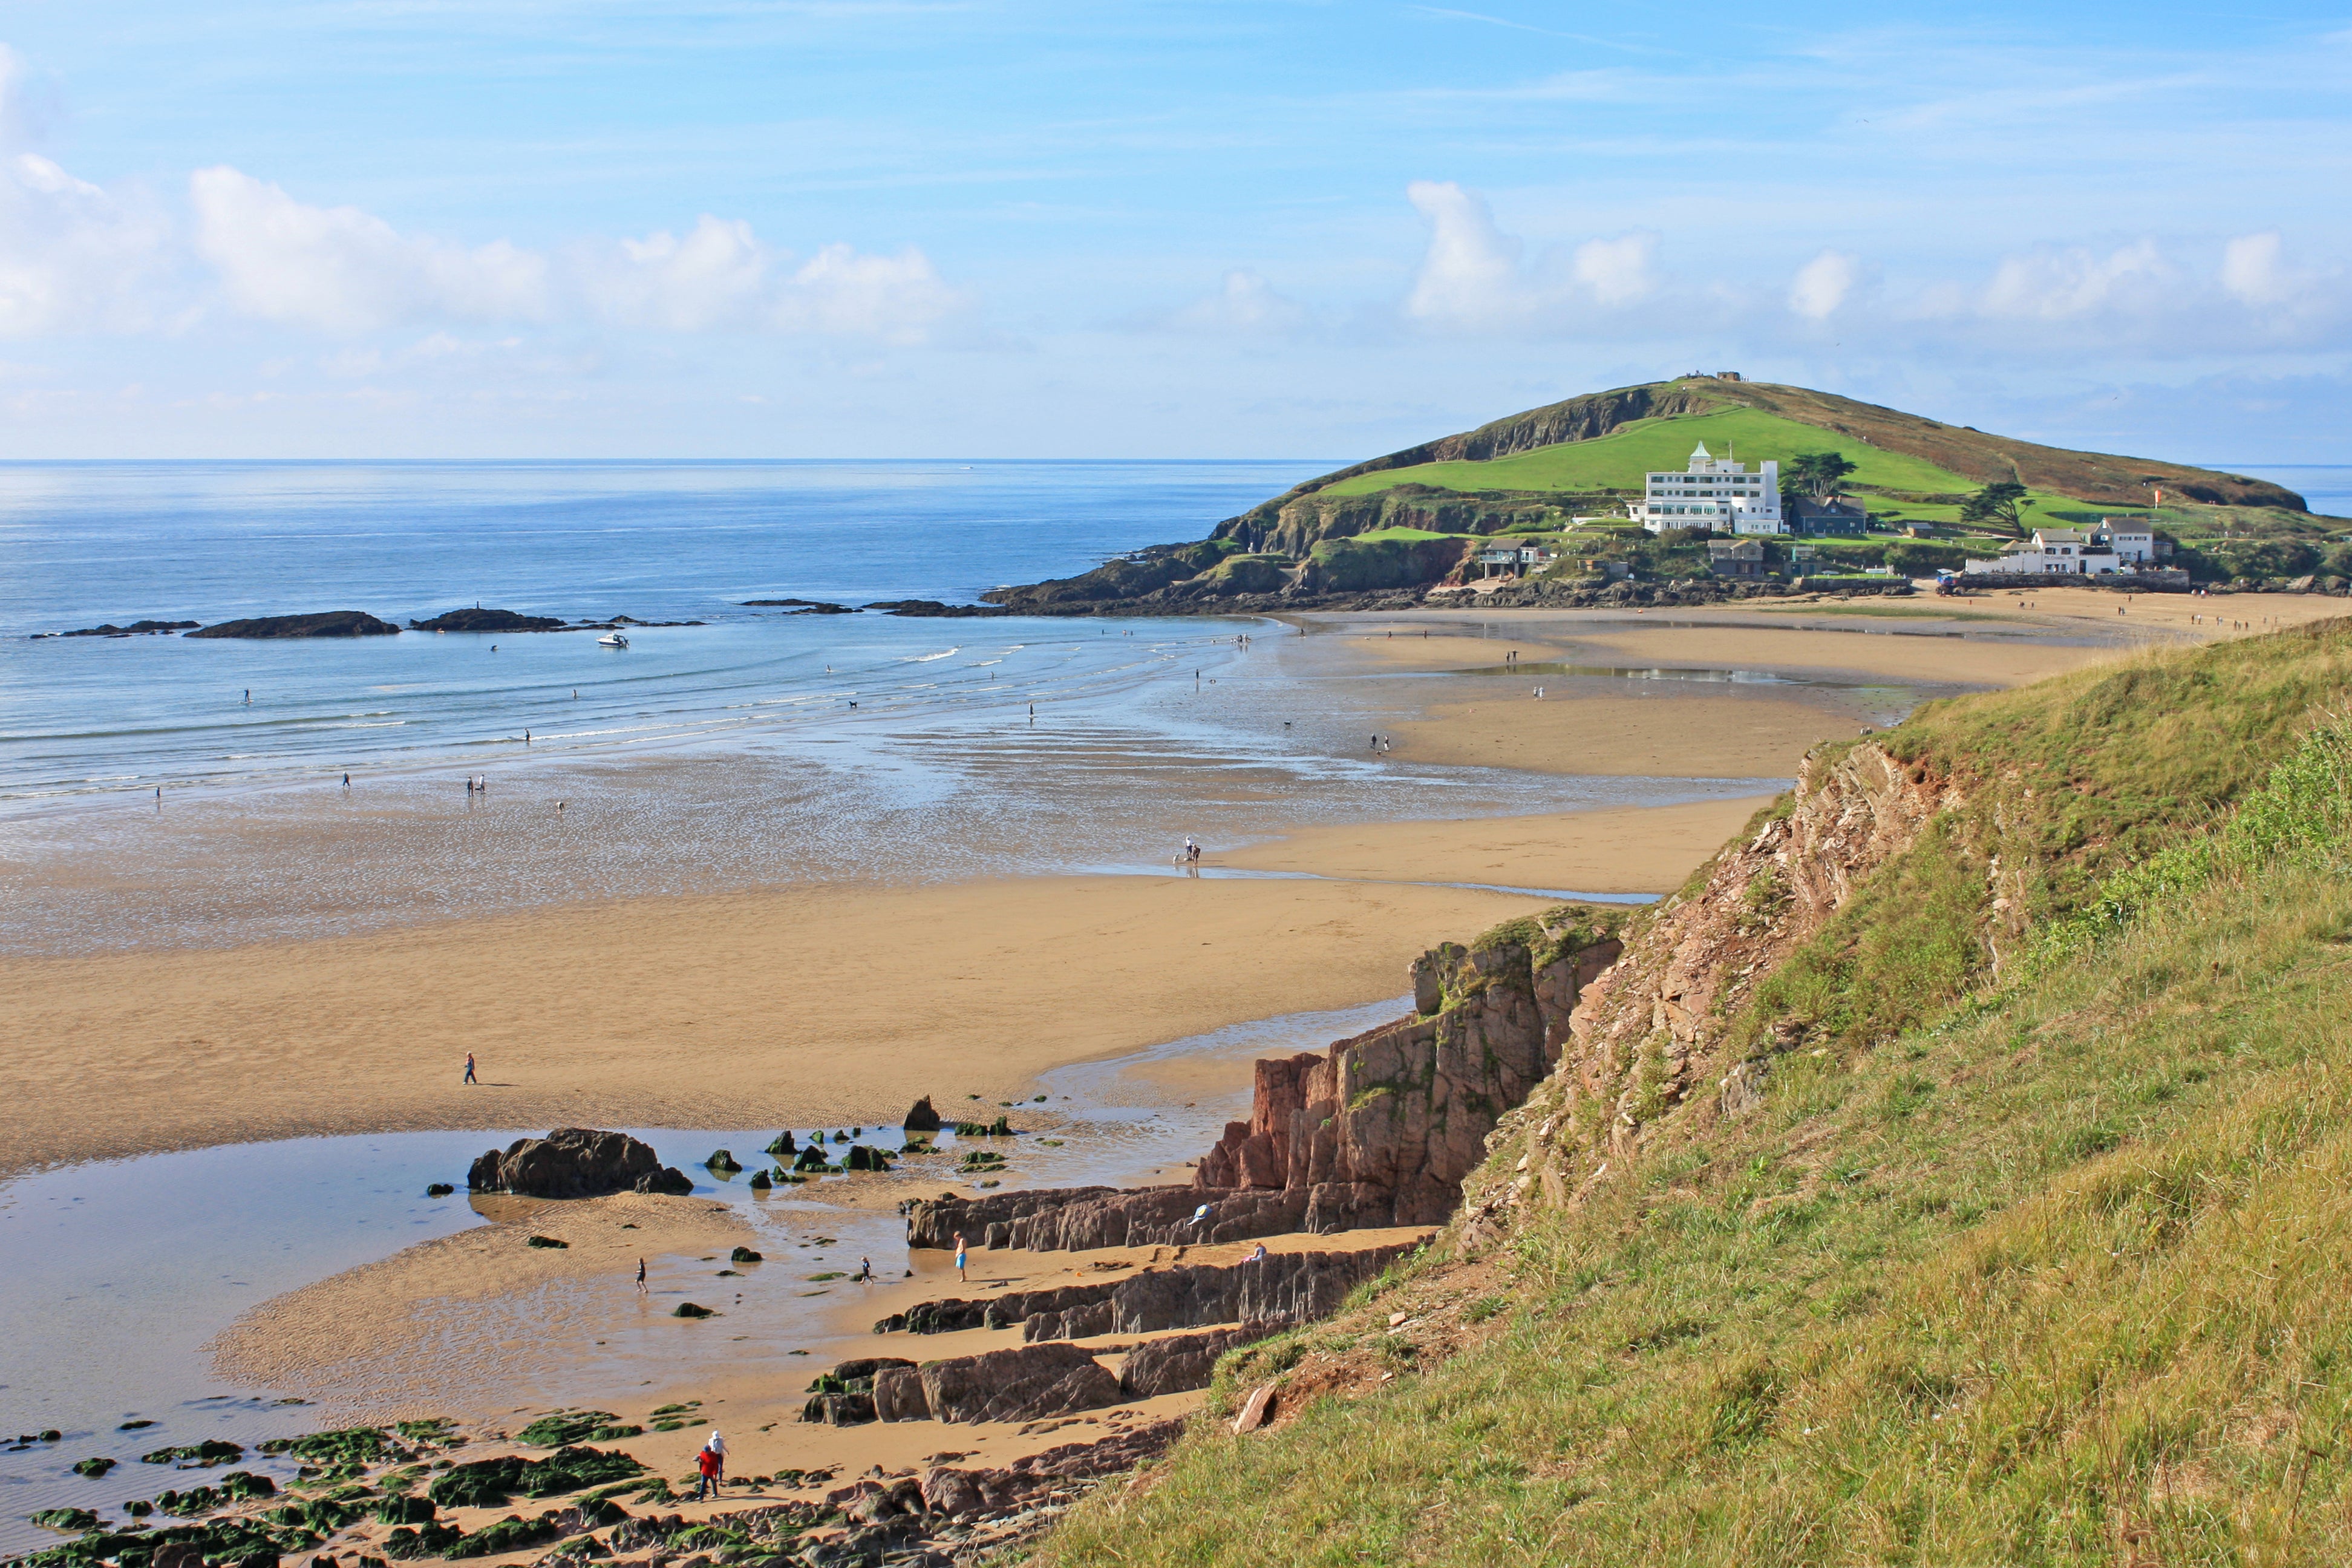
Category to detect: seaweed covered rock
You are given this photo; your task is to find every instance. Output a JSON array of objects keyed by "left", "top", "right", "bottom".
[
  {"left": 466, "top": 1129, "right": 693, "bottom": 1199},
  {"left": 426, "top": 1447, "right": 642, "bottom": 1510}
]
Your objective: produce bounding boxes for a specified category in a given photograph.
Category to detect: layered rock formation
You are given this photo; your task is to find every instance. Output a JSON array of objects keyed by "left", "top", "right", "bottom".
[
  {"left": 466, "top": 1128, "right": 694, "bottom": 1198},
  {"left": 903, "top": 906, "right": 1623, "bottom": 1253},
  {"left": 874, "top": 1241, "right": 1419, "bottom": 1342},
  {"left": 1117, "top": 1324, "right": 1279, "bottom": 1399}
]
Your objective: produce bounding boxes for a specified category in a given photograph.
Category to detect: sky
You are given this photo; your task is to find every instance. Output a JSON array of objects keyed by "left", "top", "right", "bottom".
[{"left": 1, "top": 2, "right": 2349, "bottom": 463}]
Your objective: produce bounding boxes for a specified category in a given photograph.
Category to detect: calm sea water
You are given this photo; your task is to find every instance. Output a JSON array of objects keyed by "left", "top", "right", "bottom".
[{"left": 0, "top": 460, "right": 1331, "bottom": 807}]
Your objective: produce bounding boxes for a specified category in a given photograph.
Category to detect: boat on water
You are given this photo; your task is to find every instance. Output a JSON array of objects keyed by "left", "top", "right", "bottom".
[{"left": 598, "top": 632, "right": 629, "bottom": 648}]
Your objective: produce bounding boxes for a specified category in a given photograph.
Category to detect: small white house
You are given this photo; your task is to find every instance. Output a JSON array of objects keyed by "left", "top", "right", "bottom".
[
  {"left": 1963, "top": 528, "right": 2120, "bottom": 576},
  {"left": 1475, "top": 541, "right": 1558, "bottom": 578},
  {"left": 2098, "top": 520, "right": 2157, "bottom": 564},
  {"left": 1638, "top": 443, "right": 1784, "bottom": 536}
]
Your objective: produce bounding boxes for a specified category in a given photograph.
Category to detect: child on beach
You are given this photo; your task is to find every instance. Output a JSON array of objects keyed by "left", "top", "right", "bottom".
[
  {"left": 636, "top": 1258, "right": 647, "bottom": 1294},
  {"left": 954, "top": 1232, "right": 968, "bottom": 1282}
]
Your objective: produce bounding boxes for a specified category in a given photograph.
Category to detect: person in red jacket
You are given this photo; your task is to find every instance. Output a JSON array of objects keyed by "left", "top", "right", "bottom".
[{"left": 694, "top": 1443, "right": 720, "bottom": 1501}]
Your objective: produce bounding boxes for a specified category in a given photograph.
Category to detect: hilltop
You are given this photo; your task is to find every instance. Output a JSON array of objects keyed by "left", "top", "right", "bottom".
[
  {"left": 984, "top": 378, "right": 2344, "bottom": 610},
  {"left": 1038, "top": 621, "right": 2352, "bottom": 1565}
]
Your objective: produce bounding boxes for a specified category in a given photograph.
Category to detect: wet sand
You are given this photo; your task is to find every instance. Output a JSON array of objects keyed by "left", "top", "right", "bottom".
[
  {"left": 0, "top": 874, "right": 1546, "bottom": 1180},
  {"left": 1217, "top": 796, "right": 1775, "bottom": 893}
]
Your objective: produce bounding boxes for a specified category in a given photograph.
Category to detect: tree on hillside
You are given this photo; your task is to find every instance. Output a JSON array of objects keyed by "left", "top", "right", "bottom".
[
  {"left": 1960, "top": 480, "right": 2031, "bottom": 535},
  {"left": 1789, "top": 451, "right": 1858, "bottom": 500}
]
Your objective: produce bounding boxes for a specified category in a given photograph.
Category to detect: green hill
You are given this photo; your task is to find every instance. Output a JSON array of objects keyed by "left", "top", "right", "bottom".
[
  {"left": 982, "top": 378, "right": 2345, "bottom": 609},
  {"left": 1038, "top": 624, "right": 2352, "bottom": 1565},
  {"left": 1318, "top": 404, "right": 1977, "bottom": 500}
]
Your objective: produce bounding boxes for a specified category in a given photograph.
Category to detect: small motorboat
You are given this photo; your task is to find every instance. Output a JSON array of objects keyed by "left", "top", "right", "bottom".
[{"left": 598, "top": 632, "right": 629, "bottom": 648}]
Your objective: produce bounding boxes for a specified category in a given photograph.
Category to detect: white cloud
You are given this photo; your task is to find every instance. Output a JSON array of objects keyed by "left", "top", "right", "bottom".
[
  {"left": 2220, "top": 231, "right": 2289, "bottom": 308},
  {"left": 190, "top": 166, "right": 550, "bottom": 334},
  {"left": 1403, "top": 180, "right": 1525, "bottom": 330},
  {"left": 1143, "top": 269, "right": 1313, "bottom": 337},
  {"left": 1403, "top": 180, "right": 1657, "bottom": 334},
  {"left": 765, "top": 242, "right": 964, "bottom": 343},
  {"left": 591, "top": 215, "right": 771, "bottom": 332},
  {"left": 1789, "top": 249, "right": 1859, "bottom": 320},
  {"left": 1977, "top": 240, "right": 2174, "bottom": 321},
  {"left": 183, "top": 177, "right": 970, "bottom": 345},
  {"left": 0, "top": 49, "right": 175, "bottom": 337},
  {"left": 1569, "top": 232, "right": 1656, "bottom": 309}
]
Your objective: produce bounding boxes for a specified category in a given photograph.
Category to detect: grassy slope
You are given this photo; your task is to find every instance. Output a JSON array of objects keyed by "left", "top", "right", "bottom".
[
  {"left": 1037, "top": 626, "right": 2352, "bottom": 1567},
  {"left": 1319, "top": 407, "right": 1979, "bottom": 500}
]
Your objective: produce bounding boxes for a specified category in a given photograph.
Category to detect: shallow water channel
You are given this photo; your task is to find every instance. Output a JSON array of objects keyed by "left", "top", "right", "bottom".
[{"left": 0, "top": 993, "right": 1409, "bottom": 1552}]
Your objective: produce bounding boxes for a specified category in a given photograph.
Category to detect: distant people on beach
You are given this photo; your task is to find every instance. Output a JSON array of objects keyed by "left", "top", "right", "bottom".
[
  {"left": 636, "top": 1258, "right": 647, "bottom": 1294},
  {"left": 1246, "top": 1243, "right": 1269, "bottom": 1263},
  {"left": 342, "top": 773, "right": 350, "bottom": 788},
  {"left": 954, "top": 1231, "right": 969, "bottom": 1282},
  {"left": 463, "top": 1053, "right": 477, "bottom": 1085},
  {"left": 854, "top": 1257, "right": 874, "bottom": 1282}
]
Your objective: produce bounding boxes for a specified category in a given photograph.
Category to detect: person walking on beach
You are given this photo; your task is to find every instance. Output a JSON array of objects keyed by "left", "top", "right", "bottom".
[
  {"left": 694, "top": 1442, "right": 720, "bottom": 1501},
  {"left": 342, "top": 773, "right": 350, "bottom": 788},
  {"left": 463, "top": 1053, "right": 477, "bottom": 1086},
  {"left": 954, "top": 1231, "right": 969, "bottom": 1282},
  {"left": 854, "top": 1257, "right": 874, "bottom": 1282},
  {"left": 635, "top": 1258, "right": 647, "bottom": 1294}
]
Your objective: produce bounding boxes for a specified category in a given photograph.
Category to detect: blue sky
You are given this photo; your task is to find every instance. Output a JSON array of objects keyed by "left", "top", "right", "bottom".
[{"left": 2, "top": 2, "right": 2349, "bottom": 462}]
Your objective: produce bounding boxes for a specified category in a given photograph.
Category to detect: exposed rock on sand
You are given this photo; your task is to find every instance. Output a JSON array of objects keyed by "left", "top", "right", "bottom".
[
  {"left": 902, "top": 1096, "right": 942, "bottom": 1132},
  {"left": 467, "top": 1128, "right": 694, "bottom": 1198},
  {"left": 875, "top": 1240, "right": 1419, "bottom": 1341},
  {"left": 904, "top": 907, "right": 1623, "bottom": 1252},
  {"left": 916, "top": 1343, "right": 1120, "bottom": 1425},
  {"left": 1118, "top": 1324, "right": 1282, "bottom": 1398},
  {"left": 185, "top": 611, "right": 399, "bottom": 639}
]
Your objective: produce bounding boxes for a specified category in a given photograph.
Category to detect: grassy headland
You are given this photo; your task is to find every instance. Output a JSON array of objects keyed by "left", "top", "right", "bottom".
[
  {"left": 1037, "top": 623, "right": 2352, "bottom": 1565},
  {"left": 982, "top": 379, "right": 2345, "bottom": 610}
]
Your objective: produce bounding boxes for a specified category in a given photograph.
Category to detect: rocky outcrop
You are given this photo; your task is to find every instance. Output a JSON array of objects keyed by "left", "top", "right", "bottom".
[
  {"left": 900, "top": 906, "right": 1621, "bottom": 1256},
  {"left": 466, "top": 1129, "right": 694, "bottom": 1198},
  {"left": 1030, "top": 1243, "right": 1416, "bottom": 1340},
  {"left": 902, "top": 1096, "right": 942, "bottom": 1132},
  {"left": 1188, "top": 907, "right": 1622, "bottom": 1228},
  {"left": 877, "top": 1241, "right": 1417, "bottom": 1345},
  {"left": 904, "top": 1183, "right": 1313, "bottom": 1252},
  {"left": 408, "top": 608, "right": 567, "bottom": 632},
  {"left": 825, "top": 1418, "right": 1183, "bottom": 1527},
  {"left": 912, "top": 1343, "right": 1122, "bottom": 1425},
  {"left": 43, "top": 619, "right": 200, "bottom": 638},
  {"left": 1119, "top": 1324, "right": 1281, "bottom": 1399},
  {"left": 185, "top": 611, "right": 399, "bottom": 638},
  {"left": 875, "top": 1278, "right": 1122, "bottom": 1336}
]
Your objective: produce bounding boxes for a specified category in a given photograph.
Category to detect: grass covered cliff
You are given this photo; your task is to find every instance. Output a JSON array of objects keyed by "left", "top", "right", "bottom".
[{"left": 1035, "top": 624, "right": 2352, "bottom": 1566}]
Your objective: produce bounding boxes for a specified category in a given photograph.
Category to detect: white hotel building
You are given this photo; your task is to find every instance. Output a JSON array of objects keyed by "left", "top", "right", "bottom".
[{"left": 1636, "top": 443, "right": 1785, "bottom": 535}]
